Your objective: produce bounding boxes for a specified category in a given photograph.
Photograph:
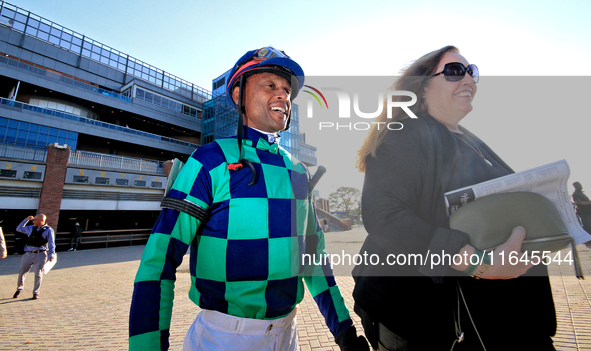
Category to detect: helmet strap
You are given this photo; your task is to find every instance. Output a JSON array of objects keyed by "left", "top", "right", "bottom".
[
  {"left": 228, "top": 75, "right": 257, "bottom": 186},
  {"left": 236, "top": 75, "right": 245, "bottom": 163}
]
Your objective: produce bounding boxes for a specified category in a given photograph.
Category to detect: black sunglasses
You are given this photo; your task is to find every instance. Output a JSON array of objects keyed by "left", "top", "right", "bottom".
[{"left": 432, "top": 62, "right": 479, "bottom": 83}]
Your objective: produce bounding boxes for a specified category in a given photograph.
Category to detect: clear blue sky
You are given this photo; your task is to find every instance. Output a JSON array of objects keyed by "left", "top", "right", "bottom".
[{"left": 9, "top": 0, "right": 591, "bottom": 197}]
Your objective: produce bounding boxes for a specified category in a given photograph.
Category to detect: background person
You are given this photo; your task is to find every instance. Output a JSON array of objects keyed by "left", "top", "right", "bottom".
[
  {"left": 13, "top": 214, "right": 55, "bottom": 299},
  {"left": 572, "top": 181, "right": 591, "bottom": 233},
  {"left": 68, "top": 222, "right": 83, "bottom": 251},
  {"left": 353, "top": 46, "right": 556, "bottom": 350},
  {"left": 129, "top": 47, "right": 367, "bottom": 351},
  {"left": 0, "top": 223, "right": 6, "bottom": 259}
]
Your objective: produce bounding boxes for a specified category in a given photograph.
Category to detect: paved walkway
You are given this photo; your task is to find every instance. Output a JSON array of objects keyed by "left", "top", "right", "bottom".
[{"left": 0, "top": 227, "right": 590, "bottom": 350}]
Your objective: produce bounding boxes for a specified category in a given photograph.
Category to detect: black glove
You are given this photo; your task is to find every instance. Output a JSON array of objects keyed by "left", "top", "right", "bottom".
[{"left": 335, "top": 326, "right": 370, "bottom": 351}]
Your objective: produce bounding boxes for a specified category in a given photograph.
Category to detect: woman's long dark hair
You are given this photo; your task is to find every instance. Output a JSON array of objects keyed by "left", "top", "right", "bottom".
[{"left": 356, "top": 45, "right": 460, "bottom": 172}]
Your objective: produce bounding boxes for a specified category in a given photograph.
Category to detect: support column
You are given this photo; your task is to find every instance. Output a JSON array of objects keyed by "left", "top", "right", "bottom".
[{"left": 38, "top": 144, "right": 70, "bottom": 228}]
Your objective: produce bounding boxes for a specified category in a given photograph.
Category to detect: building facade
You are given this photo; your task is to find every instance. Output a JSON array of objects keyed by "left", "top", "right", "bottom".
[{"left": 0, "top": 1, "right": 209, "bottom": 249}]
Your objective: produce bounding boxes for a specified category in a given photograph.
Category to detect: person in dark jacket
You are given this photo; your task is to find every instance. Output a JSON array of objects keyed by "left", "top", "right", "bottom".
[
  {"left": 353, "top": 46, "right": 556, "bottom": 350},
  {"left": 572, "top": 181, "right": 591, "bottom": 233},
  {"left": 68, "top": 222, "right": 83, "bottom": 251}
]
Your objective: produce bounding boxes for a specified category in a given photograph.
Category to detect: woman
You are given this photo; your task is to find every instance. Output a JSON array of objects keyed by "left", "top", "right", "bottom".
[{"left": 353, "top": 46, "right": 556, "bottom": 350}]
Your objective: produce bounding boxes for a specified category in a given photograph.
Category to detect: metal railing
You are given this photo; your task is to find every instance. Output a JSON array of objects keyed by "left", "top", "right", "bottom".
[
  {"left": 69, "top": 150, "right": 164, "bottom": 174},
  {"left": 0, "top": 97, "right": 200, "bottom": 149},
  {"left": 0, "top": 142, "right": 46, "bottom": 161},
  {"left": 0, "top": 1, "right": 211, "bottom": 104},
  {"left": 0, "top": 55, "right": 132, "bottom": 103}
]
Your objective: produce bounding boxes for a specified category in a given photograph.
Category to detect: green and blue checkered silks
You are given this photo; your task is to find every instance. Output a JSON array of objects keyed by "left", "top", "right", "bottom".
[{"left": 129, "top": 128, "right": 352, "bottom": 350}]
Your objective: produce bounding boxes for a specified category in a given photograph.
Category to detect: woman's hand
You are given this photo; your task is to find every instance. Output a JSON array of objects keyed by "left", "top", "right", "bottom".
[
  {"left": 451, "top": 226, "right": 533, "bottom": 279},
  {"left": 478, "top": 226, "right": 533, "bottom": 279}
]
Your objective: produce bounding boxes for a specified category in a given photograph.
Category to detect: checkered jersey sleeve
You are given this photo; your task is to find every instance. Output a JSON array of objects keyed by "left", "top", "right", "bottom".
[
  {"left": 129, "top": 152, "right": 212, "bottom": 351},
  {"left": 303, "top": 196, "right": 353, "bottom": 338}
]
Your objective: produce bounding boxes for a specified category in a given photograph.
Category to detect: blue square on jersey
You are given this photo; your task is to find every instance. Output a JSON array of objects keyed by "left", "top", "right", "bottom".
[
  {"left": 161, "top": 237, "right": 189, "bottom": 280},
  {"left": 305, "top": 231, "right": 319, "bottom": 256},
  {"left": 226, "top": 239, "right": 269, "bottom": 281},
  {"left": 152, "top": 208, "right": 180, "bottom": 236},
  {"left": 290, "top": 170, "right": 309, "bottom": 200},
  {"left": 203, "top": 200, "right": 230, "bottom": 239},
  {"left": 268, "top": 198, "right": 297, "bottom": 238},
  {"left": 265, "top": 276, "right": 299, "bottom": 318},
  {"left": 195, "top": 278, "right": 229, "bottom": 314},
  {"left": 229, "top": 162, "right": 267, "bottom": 198}
]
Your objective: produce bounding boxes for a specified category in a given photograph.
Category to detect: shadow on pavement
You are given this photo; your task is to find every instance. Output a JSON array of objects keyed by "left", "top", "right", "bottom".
[{"left": 0, "top": 245, "right": 147, "bottom": 275}]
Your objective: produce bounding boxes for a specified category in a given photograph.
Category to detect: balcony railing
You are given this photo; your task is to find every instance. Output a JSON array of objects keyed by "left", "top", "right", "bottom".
[
  {"left": 0, "top": 142, "right": 46, "bottom": 161},
  {"left": 0, "top": 97, "right": 200, "bottom": 150},
  {"left": 0, "top": 1, "right": 211, "bottom": 104},
  {"left": 0, "top": 55, "right": 132, "bottom": 103},
  {"left": 69, "top": 150, "right": 164, "bottom": 174}
]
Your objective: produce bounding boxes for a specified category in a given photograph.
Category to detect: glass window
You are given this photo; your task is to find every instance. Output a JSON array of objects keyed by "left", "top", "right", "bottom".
[
  {"left": 39, "top": 22, "right": 50, "bottom": 33},
  {"left": 50, "top": 27, "right": 62, "bottom": 37},
  {"left": 37, "top": 134, "right": 47, "bottom": 144},
  {"left": 1, "top": 8, "right": 15, "bottom": 19},
  {"left": 135, "top": 88, "right": 144, "bottom": 99},
  {"left": 27, "top": 133, "right": 37, "bottom": 145},
  {"left": 61, "top": 33, "right": 72, "bottom": 42},
  {"left": 6, "top": 128, "right": 16, "bottom": 142},
  {"left": 67, "top": 139, "right": 77, "bottom": 150},
  {"left": 25, "top": 26, "right": 37, "bottom": 36},
  {"left": 49, "top": 35, "right": 59, "bottom": 45},
  {"left": 12, "top": 21, "right": 25, "bottom": 31},
  {"left": 15, "top": 12, "right": 27, "bottom": 23},
  {"left": 59, "top": 41, "right": 71, "bottom": 51},
  {"left": 39, "top": 126, "right": 49, "bottom": 134},
  {"left": 72, "top": 36, "right": 82, "bottom": 46},
  {"left": 0, "top": 126, "right": 6, "bottom": 138},
  {"left": 145, "top": 92, "right": 153, "bottom": 102},
  {"left": 36, "top": 31, "right": 49, "bottom": 41},
  {"left": 161, "top": 97, "right": 169, "bottom": 108},
  {"left": 49, "top": 128, "right": 58, "bottom": 137},
  {"left": 153, "top": 95, "right": 161, "bottom": 104},
  {"left": 8, "top": 119, "right": 19, "bottom": 128}
]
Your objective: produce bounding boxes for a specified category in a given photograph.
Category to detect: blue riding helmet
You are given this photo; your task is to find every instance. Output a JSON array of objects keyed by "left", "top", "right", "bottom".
[
  {"left": 224, "top": 47, "right": 304, "bottom": 186},
  {"left": 225, "top": 46, "right": 305, "bottom": 132}
]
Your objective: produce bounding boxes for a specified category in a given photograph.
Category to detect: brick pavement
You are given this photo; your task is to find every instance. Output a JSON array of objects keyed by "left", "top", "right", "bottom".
[{"left": 0, "top": 227, "right": 590, "bottom": 350}]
